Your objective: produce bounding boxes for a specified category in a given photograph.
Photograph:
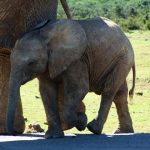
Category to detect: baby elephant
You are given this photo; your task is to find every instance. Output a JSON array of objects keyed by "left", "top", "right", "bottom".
[{"left": 7, "top": 17, "right": 135, "bottom": 138}]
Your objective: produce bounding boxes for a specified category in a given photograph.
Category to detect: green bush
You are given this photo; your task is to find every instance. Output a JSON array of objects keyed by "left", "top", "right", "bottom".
[
  {"left": 126, "top": 18, "right": 141, "bottom": 30},
  {"left": 145, "top": 20, "right": 150, "bottom": 30},
  {"left": 58, "top": 0, "right": 150, "bottom": 31},
  {"left": 117, "top": 19, "right": 129, "bottom": 32}
]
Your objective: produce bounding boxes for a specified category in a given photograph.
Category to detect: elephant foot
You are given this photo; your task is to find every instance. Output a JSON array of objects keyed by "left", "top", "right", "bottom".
[
  {"left": 114, "top": 127, "right": 134, "bottom": 134},
  {"left": 0, "top": 127, "right": 23, "bottom": 135},
  {"left": 6, "top": 130, "right": 22, "bottom": 136},
  {"left": 45, "top": 126, "right": 64, "bottom": 139},
  {"left": 75, "top": 112, "right": 87, "bottom": 131},
  {"left": 87, "top": 119, "right": 102, "bottom": 134}
]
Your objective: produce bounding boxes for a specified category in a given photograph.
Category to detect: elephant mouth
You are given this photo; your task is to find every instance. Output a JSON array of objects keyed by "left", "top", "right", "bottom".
[
  {"left": 22, "top": 80, "right": 28, "bottom": 85},
  {"left": 21, "top": 75, "right": 35, "bottom": 85}
]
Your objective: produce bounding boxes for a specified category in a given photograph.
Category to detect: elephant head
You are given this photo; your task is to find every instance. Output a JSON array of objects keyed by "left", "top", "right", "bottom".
[{"left": 7, "top": 19, "right": 87, "bottom": 134}]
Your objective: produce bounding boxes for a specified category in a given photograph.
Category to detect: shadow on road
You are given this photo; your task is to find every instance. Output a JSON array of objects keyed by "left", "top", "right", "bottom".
[{"left": 0, "top": 133, "right": 150, "bottom": 150}]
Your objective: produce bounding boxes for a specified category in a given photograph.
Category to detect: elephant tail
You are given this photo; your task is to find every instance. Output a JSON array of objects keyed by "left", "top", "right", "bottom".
[
  {"left": 129, "top": 63, "right": 136, "bottom": 100},
  {"left": 60, "top": 0, "right": 72, "bottom": 19}
]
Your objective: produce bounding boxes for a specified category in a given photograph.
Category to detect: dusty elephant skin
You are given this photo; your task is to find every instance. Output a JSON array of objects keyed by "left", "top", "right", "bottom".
[
  {"left": 0, "top": 49, "right": 25, "bottom": 134},
  {"left": 7, "top": 17, "right": 135, "bottom": 138},
  {"left": 0, "top": 0, "right": 72, "bottom": 135},
  {"left": 0, "top": 0, "right": 72, "bottom": 48}
]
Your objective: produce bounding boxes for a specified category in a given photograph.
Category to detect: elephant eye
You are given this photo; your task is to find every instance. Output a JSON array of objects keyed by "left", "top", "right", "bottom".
[{"left": 28, "top": 61, "right": 35, "bottom": 66}]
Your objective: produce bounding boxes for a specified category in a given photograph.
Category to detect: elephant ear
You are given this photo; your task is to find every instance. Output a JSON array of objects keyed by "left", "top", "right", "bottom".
[{"left": 45, "top": 20, "right": 87, "bottom": 79}]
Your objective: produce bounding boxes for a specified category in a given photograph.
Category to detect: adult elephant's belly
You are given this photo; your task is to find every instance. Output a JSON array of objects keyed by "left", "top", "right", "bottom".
[{"left": 0, "top": 0, "right": 55, "bottom": 48}]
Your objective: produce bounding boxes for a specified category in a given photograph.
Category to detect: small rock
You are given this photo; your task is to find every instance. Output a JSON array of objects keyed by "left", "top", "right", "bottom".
[
  {"left": 136, "top": 92, "right": 143, "bottom": 96},
  {"left": 44, "top": 122, "right": 48, "bottom": 125},
  {"left": 26, "top": 123, "right": 44, "bottom": 133},
  {"left": 24, "top": 118, "right": 28, "bottom": 122},
  {"left": 35, "top": 96, "right": 40, "bottom": 99}
]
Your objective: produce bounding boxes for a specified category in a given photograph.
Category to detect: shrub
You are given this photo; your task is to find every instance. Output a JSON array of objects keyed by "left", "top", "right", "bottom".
[
  {"left": 126, "top": 18, "right": 141, "bottom": 30},
  {"left": 57, "top": 0, "right": 150, "bottom": 31},
  {"left": 145, "top": 20, "right": 150, "bottom": 30}
]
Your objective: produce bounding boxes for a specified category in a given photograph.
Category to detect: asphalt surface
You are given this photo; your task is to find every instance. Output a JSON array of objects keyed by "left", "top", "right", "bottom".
[{"left": 0, "top": 133, "right": 150, "bottom": 150}]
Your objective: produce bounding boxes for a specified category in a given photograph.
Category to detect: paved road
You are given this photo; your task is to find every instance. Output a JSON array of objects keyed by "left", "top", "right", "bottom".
[{"left": 0, "top": 133, "right": 150, "bottom": 150}]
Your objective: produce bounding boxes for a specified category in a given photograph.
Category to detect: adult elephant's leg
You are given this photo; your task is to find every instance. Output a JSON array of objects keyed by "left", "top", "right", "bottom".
[
  {"left": 0, "top": 49, "right": 25, "bottom": 134},
  {"left": 113, "top": 81, "right": 134, "bottom": 133},
  {"left": 63, "top": 61, "right": 89, "bottom": 130},
  {"left": 38, "top": 72, "right": 64, "bottom": 138}
]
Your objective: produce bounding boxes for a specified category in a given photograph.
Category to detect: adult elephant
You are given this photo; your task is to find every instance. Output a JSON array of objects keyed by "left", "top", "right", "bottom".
[{"left": 0, "top": 0, "right": 85, "bottom": 135}]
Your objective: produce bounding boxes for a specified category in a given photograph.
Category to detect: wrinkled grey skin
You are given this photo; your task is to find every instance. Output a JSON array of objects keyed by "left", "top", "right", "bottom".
[
  {"left": 7, "top": 17, "right": 135, "bottom": 138},
  {"left": 0, "top": 0, "right": 72, "bottom": 48}
]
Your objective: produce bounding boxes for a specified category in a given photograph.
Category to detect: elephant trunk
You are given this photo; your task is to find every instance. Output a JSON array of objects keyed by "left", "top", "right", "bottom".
[{"left": 6, "top": 70, "right": 22, "bottom": 134}]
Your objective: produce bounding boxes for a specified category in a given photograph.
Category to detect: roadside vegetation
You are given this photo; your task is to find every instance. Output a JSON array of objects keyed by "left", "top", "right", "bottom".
[{"left": 58, "top": 0, "right": 150, "bottom": 31}]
